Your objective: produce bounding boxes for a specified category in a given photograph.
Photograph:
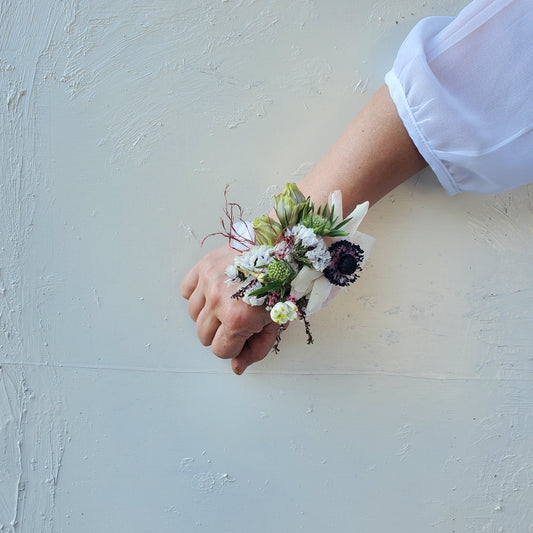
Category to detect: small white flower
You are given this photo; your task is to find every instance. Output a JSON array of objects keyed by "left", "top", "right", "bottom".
[
  {"left": 252, "top": 245, "right": 275, "bottom": 267},
  {"left": 234, "top": 253, "right": 253, "bottom": 272},
  {"left": 305, "top": 240, "right": 331, "bottom": 271},
  {"left": 270, "top": 301, "right": 298, "bottom": 324},
  {"left": 236, "top": 245, "right": 274, "bottom": 271},
  {"left": 274, "top": 239, "right": 292, "bottom": 257},
  {"left": 288, "top": 224, "right": 319, "bottom": 248},
  {"left": 242, "top": 281, "right": 266, "bottom": 306},
  {"left": 243, "top": 293, "right": 267, "bottom": 306},
  {"left": 224, "top": 264, "right": 239, "bottom": 280}
]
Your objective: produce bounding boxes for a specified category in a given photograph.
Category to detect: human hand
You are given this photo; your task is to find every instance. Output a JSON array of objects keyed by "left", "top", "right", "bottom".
[{"left": 180, "top": 246, "right": 280, "bottom": 375}]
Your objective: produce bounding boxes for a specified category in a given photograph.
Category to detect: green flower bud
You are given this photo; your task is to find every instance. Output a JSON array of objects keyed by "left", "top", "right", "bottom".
[
  {"left": 300, "top": 212, "right": 331, "bottom": 235},
  {"left": 267, "top": 259, "right": 292, "bottom": 282},
  {"left": 253, "top": 215, "right": 282, "bottom": 245},
  {"left": 274, "top": 183, "right": 307, "bottom": 227},
  {"left": 299, "top": 202, "right": 349, "bottom": 237}
]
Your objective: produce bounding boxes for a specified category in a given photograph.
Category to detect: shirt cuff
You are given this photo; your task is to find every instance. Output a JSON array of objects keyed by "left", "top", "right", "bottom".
[{"left": 385, "top": 69, "right": 460, "bottom": 196}]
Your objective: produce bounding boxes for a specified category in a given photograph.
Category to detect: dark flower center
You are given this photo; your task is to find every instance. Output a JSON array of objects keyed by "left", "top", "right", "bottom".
[
  {"left": 337, "top": 254, "right": 358, "bottom": 275},
  {"left": 323, "top": 240, "right": 364, "bottom": 287}
]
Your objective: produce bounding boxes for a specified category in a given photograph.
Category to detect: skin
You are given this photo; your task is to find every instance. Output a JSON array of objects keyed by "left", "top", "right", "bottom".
[{"left": 181, "top": 84, "right": 427, "bottom": 375}]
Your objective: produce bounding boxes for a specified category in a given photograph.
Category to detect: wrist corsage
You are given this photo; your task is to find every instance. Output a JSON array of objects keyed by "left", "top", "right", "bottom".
[{"left": 213, "top": 183, "right": 375, "bottom": 352}]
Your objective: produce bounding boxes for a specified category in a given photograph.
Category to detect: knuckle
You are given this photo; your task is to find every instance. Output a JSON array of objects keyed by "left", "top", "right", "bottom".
[
  {"left": 205, "top": 286, "right": 222, "bottom": 308},
  {"left": 224, "top": 306, "right": 248, "bottom": 333}
]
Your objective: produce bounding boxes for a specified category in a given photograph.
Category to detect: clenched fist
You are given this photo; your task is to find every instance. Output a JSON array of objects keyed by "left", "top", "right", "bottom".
[{"left": 181, "top": 246, "right": 280, "bottom": 375}]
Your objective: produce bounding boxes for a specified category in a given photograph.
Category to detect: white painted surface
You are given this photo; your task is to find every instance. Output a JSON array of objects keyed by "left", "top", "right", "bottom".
[{"left": 2, "top": 1, "right": 533, "bottom": 531}]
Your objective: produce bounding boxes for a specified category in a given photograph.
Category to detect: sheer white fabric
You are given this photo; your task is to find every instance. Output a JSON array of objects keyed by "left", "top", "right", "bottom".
[{"left": 385, "top": 0, "right": 533, "bottom": 195}]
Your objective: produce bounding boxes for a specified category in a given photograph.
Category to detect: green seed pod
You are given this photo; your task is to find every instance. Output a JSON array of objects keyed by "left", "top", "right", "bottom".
[{"left": 267, "top": 259, "right": 291, "bottom": 282}]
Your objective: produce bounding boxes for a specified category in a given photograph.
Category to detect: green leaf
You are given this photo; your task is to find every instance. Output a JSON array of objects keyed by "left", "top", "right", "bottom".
[
  {"left": 327, "top": 230, "right": 349, "bottom": 237},
  {"left": 334, "top": 217, "right": 351, "bottom": 229},
  {"left": 248, "top": 280, "right": 287, "bottom": 297}
]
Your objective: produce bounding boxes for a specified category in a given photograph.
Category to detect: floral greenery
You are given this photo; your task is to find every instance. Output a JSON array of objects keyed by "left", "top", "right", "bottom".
[{"left": 221, "top": 183, "right": 367, "bottom": 352}]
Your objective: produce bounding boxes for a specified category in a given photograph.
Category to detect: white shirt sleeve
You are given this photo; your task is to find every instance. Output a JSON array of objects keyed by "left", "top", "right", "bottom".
[{"left": 385, "top": 0, "right": 533, "bottom": 195}]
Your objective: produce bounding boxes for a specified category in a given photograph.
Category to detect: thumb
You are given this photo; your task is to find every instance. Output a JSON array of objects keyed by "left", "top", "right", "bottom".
[{"left": 231, "top": 321, "right": 280, "bottom": 375}]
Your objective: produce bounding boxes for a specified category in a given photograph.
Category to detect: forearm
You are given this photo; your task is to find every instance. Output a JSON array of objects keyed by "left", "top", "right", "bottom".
[{"left": 297, "top": 84, "right": 427, "bottom": 212}]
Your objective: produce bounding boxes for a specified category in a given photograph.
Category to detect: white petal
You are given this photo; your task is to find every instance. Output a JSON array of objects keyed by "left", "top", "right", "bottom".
[
  {"left": 328, "top": 190, "right": 343, "bottom": 220},
  {"left": 291, "top": 266, "right": 323, "bottom": 299},
  {"left": 285, "top": 301, "right": 298, "bottom": 321},
  {"left": 224, "top": 264, "right": 239, "bottom": 280},
  {"left": 342, "top": 201, "right": 369, "bottom": 237},
  {"left": 231, "top": 220, "right": 255, "bottom": 251},
  {"left": 350, "top": 231, "right": 376, "bottom": 266},
  {"left": 306, "top": 276, "right": 332, "bottom": 315}
]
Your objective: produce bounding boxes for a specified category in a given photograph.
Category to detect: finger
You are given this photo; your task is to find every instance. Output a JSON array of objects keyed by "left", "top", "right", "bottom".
[
  {"left": 210, "top": 322, "right": 250, "bottom": 360},
  {"left": 187, "top": 288, "right": 206, "bottom": 322},
  {"left": 231, "top": 321, "right": 280, "bottom": 375},
  {"left": 196, "top": 308, "right": 221, "bottom": 346},
  {"left": 180, "top": 266, "right": 199, "bottom": 300},
  {"left": 210, "top": 302, "right": 273, "bottom": 359}
]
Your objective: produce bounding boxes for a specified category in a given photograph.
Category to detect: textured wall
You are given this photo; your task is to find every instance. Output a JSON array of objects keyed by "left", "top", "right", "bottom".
[{"left": 2, "top": 1, "right": 533, "bottom": 531}]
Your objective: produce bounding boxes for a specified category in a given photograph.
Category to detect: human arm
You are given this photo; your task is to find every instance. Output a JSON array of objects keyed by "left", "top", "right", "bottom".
[
  {"left": 182, "top": 0, "right": 533, "bottom": 374},
  {"left": 296, "top": 84, "right": 427, "bottom": 210},
  {"left": 180, "top": 84, "right": 427, "bottom": 375}
]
